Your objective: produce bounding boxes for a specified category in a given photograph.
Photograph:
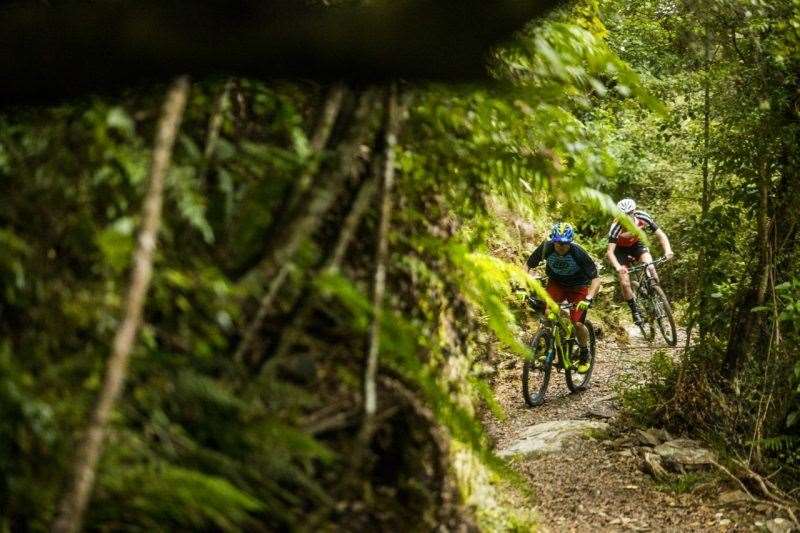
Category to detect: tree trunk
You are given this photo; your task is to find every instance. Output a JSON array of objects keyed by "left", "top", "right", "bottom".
[
  {"left": 698, "top": 24, "right": 712, "bottom": 341},
  {"left": 234, "top": 88, "right": 381, "bottom": 364},
  {"left": 265, "top": 172, "right": 379, "bottom": 369},
  {"left": 285, "top": 84, "right": 347, "bottom": 213},
  {"left": 722, "top": 159, "right": 771, "bottom": 378},
  {"left": 254, "top": 84, "right": 348, "bottom": 256},
  {"left": 774, "top": 154, "right": 800, "bottom": 276},
  {"left": 204, "top": 79, "right": 233, "bottom": 160},
  {"left": 51, "top": 76, "right": 190, "bottom": 533},
  {"left": 362, "top": 85, "right": 402, "bottom": 433},
  {"left": 227, "top": 84, "right": 347, "bottom": 280}
]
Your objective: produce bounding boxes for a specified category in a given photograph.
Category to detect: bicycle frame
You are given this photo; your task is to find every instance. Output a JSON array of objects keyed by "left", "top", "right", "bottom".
[
  {"left": 627, "top": 256, "right": 667, "bottom": 274},
  {"left": 625, "top": 256, "right": 677, "bottom": 345},
  {"left": 529, "top": 298, "right": 578, "bottom": 370},
  {"left": 628, "top": 257, "right": 667, "bottom": 298},
  {"left": 521, "top": 293, "right": 596, "bottom": 406}
]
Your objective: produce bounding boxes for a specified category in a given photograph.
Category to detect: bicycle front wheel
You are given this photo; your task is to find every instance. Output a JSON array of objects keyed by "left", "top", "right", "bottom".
[
  {"left": 637, "top": 288, "right": 657, "bottom": 342},
  {"left": 522, "top": 329, "right": 552, "bottom": 407},
  {"left": 566, "top": 321, "right": 595, "bottom": 392},
  {"left": 652, "top": 285, "right": 677, "bottom": 346}
]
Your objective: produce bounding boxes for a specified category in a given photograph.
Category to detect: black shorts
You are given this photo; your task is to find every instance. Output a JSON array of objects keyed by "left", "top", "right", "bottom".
[{"left": 614, "top": 242, "right": 650, "bottom": 266}]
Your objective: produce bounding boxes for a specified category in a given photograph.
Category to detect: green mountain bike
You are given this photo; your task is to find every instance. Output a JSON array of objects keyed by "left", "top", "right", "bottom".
[
  {"left": 629, "top": 257, "right": 677, "bottom": 346},
  {"left": 521, "top": 297, "right": 596, "bottom": 407}
]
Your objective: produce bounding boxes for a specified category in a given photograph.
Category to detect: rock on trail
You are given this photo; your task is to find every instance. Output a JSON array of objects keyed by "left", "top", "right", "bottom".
[{"left": 498, "top": 420, "right": 609, "bottom": 457}]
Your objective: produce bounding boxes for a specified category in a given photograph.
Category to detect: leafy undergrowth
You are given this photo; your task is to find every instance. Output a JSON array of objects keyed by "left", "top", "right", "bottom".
[
  {"left": 616, "top": 344, "right": 800, "bottom": 501},
  {"left": 655, "top": 471, "right": 719, "bottom": 495}
]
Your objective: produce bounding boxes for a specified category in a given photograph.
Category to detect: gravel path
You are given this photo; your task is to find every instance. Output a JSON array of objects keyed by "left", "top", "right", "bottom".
[{"left": 482, "top": 321, "right": 780, "bottom": 532}]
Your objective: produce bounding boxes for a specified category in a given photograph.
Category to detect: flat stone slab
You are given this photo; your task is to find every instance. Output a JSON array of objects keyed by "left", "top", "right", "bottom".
[{"left": 498, "top": 420, "right": 609, "bottom": 457}]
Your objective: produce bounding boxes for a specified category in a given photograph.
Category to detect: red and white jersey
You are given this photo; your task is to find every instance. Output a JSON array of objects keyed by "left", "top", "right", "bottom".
[{"left": 608, "top": 210, "right": 659, "bottom": 248}]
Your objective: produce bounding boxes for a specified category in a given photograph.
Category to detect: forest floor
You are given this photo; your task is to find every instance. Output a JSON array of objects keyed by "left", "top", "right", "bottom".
[{"left": 482, "top": 320, "right": 792, "bottom": 532}]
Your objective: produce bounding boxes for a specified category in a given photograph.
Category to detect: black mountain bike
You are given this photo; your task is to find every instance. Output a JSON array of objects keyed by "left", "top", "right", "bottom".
[
  {"left": 629, "top": 257, "right": 677, "bottom": 346},
  {"left": 521, "top": 296, "right": 596, "bottom": 407}
]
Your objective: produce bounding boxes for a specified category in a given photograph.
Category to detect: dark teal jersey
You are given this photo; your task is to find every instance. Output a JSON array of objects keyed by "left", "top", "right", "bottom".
[{"left": 526, "top": 241, "right": 598, "bottom": 287}]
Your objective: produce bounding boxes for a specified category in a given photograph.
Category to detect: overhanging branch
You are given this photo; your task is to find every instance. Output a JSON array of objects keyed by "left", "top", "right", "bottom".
[{"left": 0, "top": 0, "right": 567, "bottom": 104}]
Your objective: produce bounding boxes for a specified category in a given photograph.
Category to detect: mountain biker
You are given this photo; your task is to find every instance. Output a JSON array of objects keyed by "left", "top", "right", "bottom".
[
  {"left": 526, "top": 222, "right": 601, "bottom": 373},
  {"left": 606, "top": 198, "right": 674, "bottom": 326}
]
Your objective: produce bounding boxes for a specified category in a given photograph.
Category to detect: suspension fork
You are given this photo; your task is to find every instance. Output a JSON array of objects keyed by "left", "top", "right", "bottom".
[
  {"left": 645, "top": 263, "right": 660, "bottom": 285},
  {"left": 553, "top": 322, "right": 572, "bottom": 367}
]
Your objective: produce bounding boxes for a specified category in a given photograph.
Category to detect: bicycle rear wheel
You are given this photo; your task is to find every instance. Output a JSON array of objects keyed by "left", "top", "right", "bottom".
[
  {"left": 652, "top": 285, "right": 677, "bottom": 346},
  {"left": 522, "top": 329, "right": 552, "bottom": 407},
  {"left": 566, "top": 321, "right": 595, "bottom": 392}
]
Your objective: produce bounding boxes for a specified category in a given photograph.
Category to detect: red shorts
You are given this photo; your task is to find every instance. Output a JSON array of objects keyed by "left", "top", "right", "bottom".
[{"left": 546, "top": 282, "right": 589, "bottom": 322}]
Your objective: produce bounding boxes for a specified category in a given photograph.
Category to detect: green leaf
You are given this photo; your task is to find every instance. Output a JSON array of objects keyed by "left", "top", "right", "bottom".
[
  {"left": 106, "top": 107, "right": 135, "bottom": 138},
  {"left": 290, "top": 127, "right": 311, "bottom": 160},
  {"left": 168, "top": 166, "right": 214, "bottom": 243},
  {"left": 96, "top": 217, "right": 136, "bottom": 272}
]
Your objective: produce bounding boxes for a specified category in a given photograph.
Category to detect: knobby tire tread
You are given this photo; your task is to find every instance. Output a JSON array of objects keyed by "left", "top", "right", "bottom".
[
  {"left": 637, "top": 284, "right": 657, "bottom": 342},
  {"left": 522, "top": 329, "right": 551, "bottom": 407},
  {"left": 652, "top": 284, "right": 677, "bottom": 346},
  {"left": 565, "top": 320, "right": 595, "bottom": 392}
]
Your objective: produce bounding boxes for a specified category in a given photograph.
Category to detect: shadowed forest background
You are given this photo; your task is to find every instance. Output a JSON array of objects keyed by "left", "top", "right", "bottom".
[{"left": 1, "top": 0, "right": 799, "bottom": 531}]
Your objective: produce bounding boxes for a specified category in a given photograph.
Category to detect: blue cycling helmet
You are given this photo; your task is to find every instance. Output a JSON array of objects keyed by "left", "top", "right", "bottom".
[{"left": 549, "top": 222, "right": 574, "bottom": 243}]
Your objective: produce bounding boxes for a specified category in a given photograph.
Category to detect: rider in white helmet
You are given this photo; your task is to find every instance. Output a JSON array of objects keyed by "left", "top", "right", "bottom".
[{"left": 606, "top": 198, "right": 674, "bottom": 325}]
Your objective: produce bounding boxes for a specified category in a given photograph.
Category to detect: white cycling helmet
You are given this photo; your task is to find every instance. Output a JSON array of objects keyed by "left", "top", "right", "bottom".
[{"left": 617, "top": 198, "right": 636, "bottom": 214}]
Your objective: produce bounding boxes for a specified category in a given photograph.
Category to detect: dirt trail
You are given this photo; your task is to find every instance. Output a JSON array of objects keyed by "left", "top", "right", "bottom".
[{"left": 483, "top": 322, "right": 779, "bottom": 532}]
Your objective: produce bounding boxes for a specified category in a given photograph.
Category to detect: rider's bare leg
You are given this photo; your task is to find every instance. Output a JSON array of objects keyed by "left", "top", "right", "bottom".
[
  {"left": 619, "top": 257, "right": 642, "bottom": 324},
  {"left": 559, "top": 308, "right": 587, "bottom": 348},
  {"left": 574, "top": 321, "right": 589, "bottom": 347},
  {"left": 618, "top": 268, "right": 634, "bottom": 300},
  {"left": 639, "top": 251, "right": 660, "bottom": 283}
]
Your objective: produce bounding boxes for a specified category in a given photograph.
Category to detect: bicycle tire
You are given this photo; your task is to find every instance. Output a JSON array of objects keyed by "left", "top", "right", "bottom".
[
  {"left": 635, "top": 283, "right": 656, "bottom": 342},
  {"left": 565, "top": 321, "right": 595, "bottom": 392},
  {"left": 652, "top": 285, "right": 677, "bottom": 346},
  {"left": 522, "top": 329, "right": 552, "bottom": 407}
]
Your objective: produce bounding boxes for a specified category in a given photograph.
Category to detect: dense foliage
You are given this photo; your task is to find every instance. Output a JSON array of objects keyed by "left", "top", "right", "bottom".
[
  {"left": 598, "top": 0, "right": 800, "bottom": 486},
  {"left": 1, "top": 0, "right": 798, "bottom": 530}
]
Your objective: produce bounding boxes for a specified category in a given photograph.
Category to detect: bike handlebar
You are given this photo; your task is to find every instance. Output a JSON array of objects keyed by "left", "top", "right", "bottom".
[
  {"left": 527, "top": 297, "right": 579, "bottom": 310},
  {"left": 627, "top": 256, "right": 670, "bottom": 273}
]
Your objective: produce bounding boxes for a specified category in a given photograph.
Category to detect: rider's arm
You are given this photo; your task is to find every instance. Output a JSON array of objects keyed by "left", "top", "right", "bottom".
[
  {"left": 574, "top": 246, "right": 601, "bottom": 308},
  {"left": 606, "top": 222, "right": 628, "bottom": 273},
  {"left": 639, "top": 211, "right": 672, "bottom": 259},
  {"left": 587, "top": 276, "right": 602, "bottom": 300},
  {"left": 606, "top": 242, "right": 626, "bottom": 273},
  {"left": 654, "top": 228, "right": 674, "bottom": 259},
  {"left": 526, "top": 241, "right": 545, "bottom": 273},
  {"left": 575, "top": 245, "right": 601, "bottom": 299}
]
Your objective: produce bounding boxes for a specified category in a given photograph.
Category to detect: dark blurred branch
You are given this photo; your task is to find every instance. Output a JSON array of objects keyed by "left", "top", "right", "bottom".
[
  {"left": 0, "top": 0, "right": 566, "bottom": 105},
  {"left": 234, "top": 88, "right": 381, "bottom": 365}
]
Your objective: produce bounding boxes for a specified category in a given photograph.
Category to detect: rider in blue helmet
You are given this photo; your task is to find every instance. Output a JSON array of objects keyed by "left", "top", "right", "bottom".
[{"left": 526, "top": 222, "right": 601, "bottom": 372}]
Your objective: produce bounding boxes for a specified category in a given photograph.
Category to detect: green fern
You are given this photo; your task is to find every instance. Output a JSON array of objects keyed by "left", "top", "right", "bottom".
[
  {"left": 91, "top": 462, "right": 264, "bottom": 531},
  {"left": 313, "top": 270, "right": 524, "bottom": 486}
]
